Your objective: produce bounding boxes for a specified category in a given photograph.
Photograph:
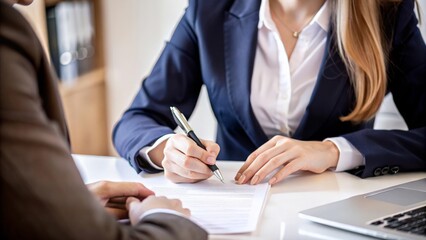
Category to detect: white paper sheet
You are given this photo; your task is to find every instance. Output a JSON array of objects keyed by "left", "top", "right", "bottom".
[
  {"left": 72, "top": 155, "right": 270, "bottom": 235},
  {"left": 140, "top": 176, "right": 270, "bottom": 234}
]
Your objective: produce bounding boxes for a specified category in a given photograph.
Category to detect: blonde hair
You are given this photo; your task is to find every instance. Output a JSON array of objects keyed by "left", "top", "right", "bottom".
[{"left": 331, "top": 0, "right": 394, "bottom": 122}]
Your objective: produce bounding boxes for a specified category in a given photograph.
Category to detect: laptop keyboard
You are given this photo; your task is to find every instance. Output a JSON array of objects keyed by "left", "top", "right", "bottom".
[{"left": 369, "top": 206, "right": 426, "bottom": 236}]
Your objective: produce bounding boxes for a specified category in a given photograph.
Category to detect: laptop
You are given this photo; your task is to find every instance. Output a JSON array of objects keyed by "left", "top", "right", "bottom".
[{"left": 299, "top": 178, "right": 426, "bottom": 240}]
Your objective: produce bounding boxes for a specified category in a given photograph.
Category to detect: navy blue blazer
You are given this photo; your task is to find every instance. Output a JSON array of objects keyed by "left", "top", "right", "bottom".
[{"left": 113, "top": 0, "right": 426, "bottom": 178}]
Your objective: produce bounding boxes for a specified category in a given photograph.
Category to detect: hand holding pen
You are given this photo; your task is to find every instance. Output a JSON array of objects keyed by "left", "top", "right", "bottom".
[
  {"left": 158, "top": 107, "right": 224, "bottom": 183},
  {"left": 170, "top": 107, "right": 224, "bottom": 183}
]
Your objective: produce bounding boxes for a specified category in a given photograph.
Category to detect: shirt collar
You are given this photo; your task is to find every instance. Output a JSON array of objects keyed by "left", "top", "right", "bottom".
[
  {"left": 258, "top": 0, "right": 330, "bottom": 32},
  {"left": 258, "top": 0, "right": 274, "bottom": 29}
]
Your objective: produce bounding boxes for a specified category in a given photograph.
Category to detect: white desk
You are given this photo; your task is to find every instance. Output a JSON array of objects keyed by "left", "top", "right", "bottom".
[{"left": 73, "top": 154, "right": 426, "bottom": 240}]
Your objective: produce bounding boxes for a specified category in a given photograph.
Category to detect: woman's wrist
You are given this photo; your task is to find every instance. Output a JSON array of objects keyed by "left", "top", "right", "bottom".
[
  {"left": 147, "top": 140, "right": 168, "bottom": 167},
  {"left": 324, "top": 140, "right": 339, "bottom": 169}
]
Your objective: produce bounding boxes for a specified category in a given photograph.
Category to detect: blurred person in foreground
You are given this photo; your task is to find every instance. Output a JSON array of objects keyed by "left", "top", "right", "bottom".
[{"left": 0, "top": 0, "right": 207, "bottom": 239}]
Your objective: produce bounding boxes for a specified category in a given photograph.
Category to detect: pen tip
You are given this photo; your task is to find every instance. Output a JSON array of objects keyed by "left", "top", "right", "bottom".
[{"left": 214, "top": 170, "right": 225, "bottom": 184}]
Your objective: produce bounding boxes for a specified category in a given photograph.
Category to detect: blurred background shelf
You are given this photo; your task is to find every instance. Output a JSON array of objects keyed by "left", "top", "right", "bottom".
[
  {"left": 16, "top": 0, "right": 109, "bottom": 155},
  {"left": 59, "top": 67, "right": 105, "bottom": 96},
  {"left": 59, "top": 68, "right": 108, "bottom": 155}
]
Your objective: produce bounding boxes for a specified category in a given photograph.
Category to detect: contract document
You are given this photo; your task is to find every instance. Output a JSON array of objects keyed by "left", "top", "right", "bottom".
[
  {"left": 72, "top": 155, "right": 270, "bottom": 235},
  {"left": 141, "top": 178, "right": 270, "bottom": 234}
]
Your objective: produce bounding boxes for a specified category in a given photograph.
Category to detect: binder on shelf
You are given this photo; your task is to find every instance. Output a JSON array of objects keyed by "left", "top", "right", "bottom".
[
  {"left": 46, "top": 0, "right": 95, "bottom": 83},
  {"left": 74, "top": 1, "right": 95, "bottom": 75}
]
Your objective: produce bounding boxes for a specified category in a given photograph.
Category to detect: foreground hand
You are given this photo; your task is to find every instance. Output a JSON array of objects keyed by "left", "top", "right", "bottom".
[
  {"left": 87, "top": 181, "right": 155, "bottom": 219},
  {"left": 126, "top": 196, "right": 191, "bottom": 225},
  {"left": 162, "top": 134, "right": 220, "bottom": 183},
  {"left": 234, "top": 136, "right": 339, "bottom": 185}
]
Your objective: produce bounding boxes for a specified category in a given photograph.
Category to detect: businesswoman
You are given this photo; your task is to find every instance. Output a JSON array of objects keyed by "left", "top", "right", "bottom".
[
  {"left": 113, "top": 0, "right": 426, "bottom": 185},
  {"left": 0, "top": 0, "right": 207, "bottom": 239}
]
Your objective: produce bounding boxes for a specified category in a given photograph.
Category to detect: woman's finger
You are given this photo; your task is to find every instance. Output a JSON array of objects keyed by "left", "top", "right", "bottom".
[
  {"left": 202, "top": 139, "right": 220, "bottom": 160},
  {"left": 249, "top": 149, "right": 297, "bottom": 185},
  {"left": 163, "top": 159, "right": 212, "bottom": 181},
  {"left": 269, "top": 159, "right": 306, "bottom": 185},
  {"left": 169, "top": 134, "right": 215, "bottom": 165},
  {"left": 235, "top": 136, "right": 287, "bottom": 180},
  {"left": 164, "top": 147, "right": 211, "bottom": 175},
  {"left": 236, "top": 137, "right": 292, "bottom": 184}
]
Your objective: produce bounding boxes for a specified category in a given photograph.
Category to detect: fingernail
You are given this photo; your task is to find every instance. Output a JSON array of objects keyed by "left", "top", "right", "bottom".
[
  {"left": 238, "top": 174, "right": 246, "bottom": 184},
  {"left": 251, "top": 175, "right": 259, "bottom": 185},
  {"left": 269, "top": 177, "right": 276, "bottom": 185},
  {"left": 207, "top": 157, "right": 215, "bottom": 164},
  {"left": 235, "top": 173, "right": 241, "bottom": 180}
]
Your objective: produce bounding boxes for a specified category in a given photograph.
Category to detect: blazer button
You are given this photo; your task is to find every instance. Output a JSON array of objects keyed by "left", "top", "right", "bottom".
[
  {"left": 390, "top": 166, "right": 400, "bottom": 174},
  {"left": 381, "top": 166, "right": 390, "bottom": 175},
  {"left": 374, "top": 168, "right": 382, "bottom": 176}
]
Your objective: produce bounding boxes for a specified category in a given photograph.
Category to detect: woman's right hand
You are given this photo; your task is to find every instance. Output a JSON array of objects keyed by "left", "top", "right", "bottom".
[
  {"left": 159, "top": 134, "right": 220, "bottom": 183},
  {"left": 126, "top": 196, "right": 190, "bottom": 225}
]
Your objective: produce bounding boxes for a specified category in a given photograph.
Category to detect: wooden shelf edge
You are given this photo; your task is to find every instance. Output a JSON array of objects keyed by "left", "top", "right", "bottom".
[{"left": 59, "top": 68, "right": 105, "bottom": 96}]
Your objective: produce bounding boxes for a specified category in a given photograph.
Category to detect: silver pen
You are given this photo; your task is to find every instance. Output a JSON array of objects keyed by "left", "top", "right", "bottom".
[{"left": 170, "top": 106, "right": 224, "bottom": 183}]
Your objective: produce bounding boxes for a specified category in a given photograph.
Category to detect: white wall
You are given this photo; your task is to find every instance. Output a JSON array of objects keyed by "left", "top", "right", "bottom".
[{"left": 102, "top": 0, "right": 216, "bottom": 154}]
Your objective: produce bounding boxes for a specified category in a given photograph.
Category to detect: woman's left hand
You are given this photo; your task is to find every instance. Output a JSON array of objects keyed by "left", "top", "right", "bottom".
[
  {"left": 234, "top": 136, "right": 339, "bottom": 185},
  {"left": 87, "top": 181, "right": 155, "bottom": 219}
]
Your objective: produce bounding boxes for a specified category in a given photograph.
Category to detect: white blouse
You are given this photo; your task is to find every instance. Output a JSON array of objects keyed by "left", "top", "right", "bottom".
[{"left": 251, "top": 0, "right": 363, "bottom": 171}]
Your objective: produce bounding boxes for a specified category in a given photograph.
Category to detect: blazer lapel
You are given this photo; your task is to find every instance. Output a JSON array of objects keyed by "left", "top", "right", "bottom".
[
  {"left": 224, "top": 1, "right": 268, "bottom": 147},
  {"left": 293, "top": 29, "right": 351, "bottom": 140}
]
